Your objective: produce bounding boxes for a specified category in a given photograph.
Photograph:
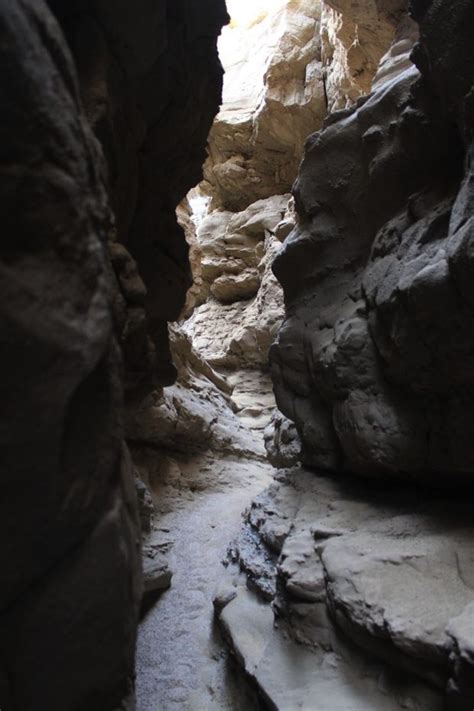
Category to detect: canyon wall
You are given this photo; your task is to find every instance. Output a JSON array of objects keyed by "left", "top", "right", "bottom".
[
  {"left": 185, "top": 0, "right": 410, "bottom": 457},
  {"left": 0, "top": 1, "right": 227, "bottom": 709},
  {"left": 271, "top": 0, "right": 474, "bottom": 483},
  {"left": 216, "top": 2, "right": 474, "bottom": 710}
]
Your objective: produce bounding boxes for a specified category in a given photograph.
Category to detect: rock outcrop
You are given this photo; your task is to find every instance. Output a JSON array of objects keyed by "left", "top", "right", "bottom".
[
  {"left": 204, "top": 0, "right": 327, "bottom": 211},
  {"left": 184, "top": 195, "right": 290, "bottom": 370},
  {"left": 0, "top": 1, "right": 227, "bottom": 709},
  {"left": 321, "top": 0, "right": 408, "bottom": 110},
  {"left": 271, "top": 5, "right": 474, "bottom": 482},
  {"left": 126, "top": 326, "right": 265, "bottom": 460},
  {"left": 185, "top": 0, "right": 409, "bottom": 456},
  {"left": 53, "top": 0, "right": 229, "bottom": 389},
  {"left": 218, "top": 467, "right": 473, "bottom": 710}
]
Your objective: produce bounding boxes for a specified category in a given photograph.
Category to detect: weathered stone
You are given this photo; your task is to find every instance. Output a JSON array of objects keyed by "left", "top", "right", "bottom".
[
  {"left": 0, "top": 3, "right": 142, "bottom": 708},
  {"left": 227, "top": 467, "right": 474, "bottom": 708},
  {"left": 271, "top": 7, "right": 474, "bottom": 482},
  {"left": 53, "top": 0, "right": 229, "bottom": 389},
  {"left": 0, "top": 0, "right": 229, "bottom": 708},
  {"left": 142, "top": 554, "right": 172, "bottom": 594},
  {"left": 264, "top": 410, "right": 303, "bottom": 468},
  {"left": 320, "top": 0, "right": 409, "bottom": 111},
  {"left": 217, "top": 586, "right": 442, "bottom": 711},
  {"left": 126, "top": 326, "right": 265, "bottom": 460},
  {"left": 184, "top": 199, "right": 288, "bottom": 370},
  {"left": 205, "top": 1, "right": 327, "bottom": 211}
]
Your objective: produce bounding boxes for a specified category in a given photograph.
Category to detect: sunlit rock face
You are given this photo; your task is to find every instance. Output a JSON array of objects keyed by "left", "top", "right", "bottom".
[
  {"left": 204, "top": 0, "right": 327, "bottom": 211},
  {"left": 321, "top": 0, "right": 408, "bottom": 110},
  {"left": 183, "top": 195, "right": 292, "bottom": 369},
  {"left": 271, "top": 1, "right": 474, "bottom": 484}
]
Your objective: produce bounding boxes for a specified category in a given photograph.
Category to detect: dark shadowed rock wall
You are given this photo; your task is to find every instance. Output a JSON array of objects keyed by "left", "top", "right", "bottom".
[
  {"left": 270, "top": 0, "right": 474, "bottom": 484},
  {"left": 50, "top": 0, "right": 229, "bottom": 392},
  {"left": 0, "top": 1, "right": 227, "bottom": 709}
]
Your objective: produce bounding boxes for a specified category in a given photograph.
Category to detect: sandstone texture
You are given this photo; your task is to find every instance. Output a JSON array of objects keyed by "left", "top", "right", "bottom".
[
  {"left": 214, "top": 3, "right": 474, "bottom": 711},
  {"left": 126, "top": 326, "right": 265, "bottom": 460},
  {"left": 321, "top": 0, "right": 408, "bottom": 110},
  {"left": 204, "top": 0, "right": 407, "bottom": 214},
  {"left": 271, "top": 2, "right": 474, "bottom": 483},
  {"left": 184, "top": 195, "right": 290, "bottom": 370},
  {"left": 205, "top": 0, "right": 326, "bottom": 211}
]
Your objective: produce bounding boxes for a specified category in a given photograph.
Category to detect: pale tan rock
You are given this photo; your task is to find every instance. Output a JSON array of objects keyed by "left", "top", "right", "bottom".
[
  {"left": 182, "top": 195, "right": 290, "bottom": 369},
  {"left": 184, "top": 232, "right": 286, "bottom": 370},
  {"left": 205, "top": 0, "right": 327, "bottom": 211},
  {"left": 320, "top": 0, "right": 408, "bottom": 110},
  {"left": 211, "top": 269, "right": 261, "bottom": 303}
]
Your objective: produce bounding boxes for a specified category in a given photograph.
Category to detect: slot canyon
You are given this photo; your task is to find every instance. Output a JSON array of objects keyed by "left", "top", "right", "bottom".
[{"left": 1, "top": 0, "right": 474, "bottom": 709}]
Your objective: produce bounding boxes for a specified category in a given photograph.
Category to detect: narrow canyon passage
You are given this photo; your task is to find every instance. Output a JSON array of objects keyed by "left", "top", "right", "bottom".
[
  {"left": 136, "top": 450, "right": 271, "bottom": 710},
  {"left": 2, "top": 1, "right": 474, "bottom": 711}
]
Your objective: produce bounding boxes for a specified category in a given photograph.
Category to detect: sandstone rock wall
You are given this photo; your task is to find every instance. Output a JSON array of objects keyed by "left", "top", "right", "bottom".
[
  {"left": 321, "top": 0, "right": 408, "bottom": 110},
  {"left": 216, "top": 4, "right": 474, "bottom": 709},
  {"left": 270, "top": 2, "right": 474, "bottom": 483},
  {"left": 0, "top": 1, "right": 227, "bottom": 709},
  {"left": 189, "top": 0, "right": 408, "bottom": 394},
  {"left": 183, "top": 195, "right": 291, "bottom": 370},
  {"left": 204, "top": 0, "right": 327, "bottom": 211}
]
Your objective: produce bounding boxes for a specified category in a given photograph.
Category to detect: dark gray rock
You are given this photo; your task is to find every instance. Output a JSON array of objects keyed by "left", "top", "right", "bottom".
[
  {"left": 50, "top": 0, "right": 229, "bottom": 392},
  {"left": 0, "top": 0, "right": 227, "bottom": 708},
  {"left": 270, "top": 3, "right": 474, "bottom": 483},
  {"left": 0, "top": 3, "right": 141, "bottom": 708}
]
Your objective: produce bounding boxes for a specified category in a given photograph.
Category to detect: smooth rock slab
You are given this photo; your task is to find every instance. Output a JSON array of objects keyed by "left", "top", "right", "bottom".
[
  {"left": 218, "top": 587, "right": 442, "bottom": 711},
  {"left": 233, "top": 468, "right": 474, "bottom": 706}
]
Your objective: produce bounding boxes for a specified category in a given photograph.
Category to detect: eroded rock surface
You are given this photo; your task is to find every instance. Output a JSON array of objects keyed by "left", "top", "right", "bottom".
[
  {"left": 0, "top": 0, "right": 228, "bottom": 709},
  {"left": 220, "top": 468, "right": 474, "bottom": 709},
  {"left": 321, "top": 0, "right": 408, "bottom": 110},
  {"left": 0, "top": 3, "right": 141, "bottom": 709},
  {"left": 127, "top": 326, "right": 265, "bottom": 460},
  {"left": 215, "top": 3, "right": 474, "bottom": 711},
  {"left": 205, "top": 0, "right": 326, "bottom": 211},
  {"left": 271, "top": 4, "right": 474, "bottom": 482},
  {"left": 54, "top": 0, "right": 229, "bottom": 389},
  {"left": 184, "top": 195, "right": 289, "bottom": 370}
]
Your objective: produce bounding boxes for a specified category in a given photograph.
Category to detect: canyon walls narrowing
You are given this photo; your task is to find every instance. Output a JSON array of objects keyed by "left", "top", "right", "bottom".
[{"left": 215, "top": 2, "right": 474, "bottom": 710}]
